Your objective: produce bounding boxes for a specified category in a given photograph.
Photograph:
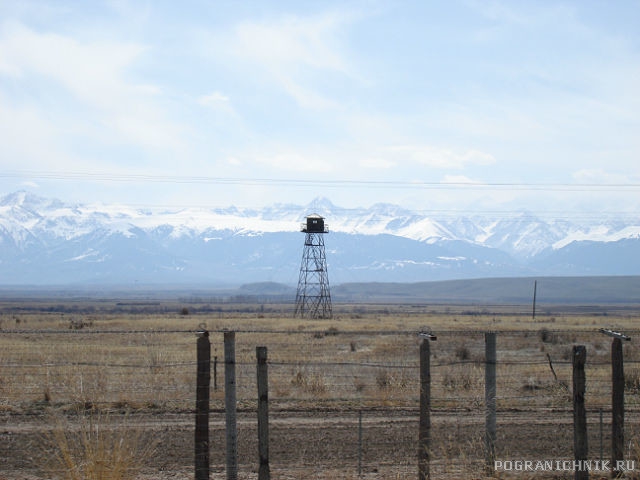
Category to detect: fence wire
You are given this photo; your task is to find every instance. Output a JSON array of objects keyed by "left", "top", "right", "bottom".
[
  {"left": 2, "top": 328, "right": 640, "bottom": 478},
  {"left": 3, "top": 328, "right": 639, "bottom": 410}
]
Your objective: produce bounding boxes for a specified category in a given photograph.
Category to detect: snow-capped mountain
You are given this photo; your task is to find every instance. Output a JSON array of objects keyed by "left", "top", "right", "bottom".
[{"left": 1, "top": 190, "right": 640, "bottom": 285}]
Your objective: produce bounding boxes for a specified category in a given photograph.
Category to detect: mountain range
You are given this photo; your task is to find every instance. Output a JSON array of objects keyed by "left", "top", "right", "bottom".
[{"left": 1, "top": 190, "right": 640, "bottom": 286}]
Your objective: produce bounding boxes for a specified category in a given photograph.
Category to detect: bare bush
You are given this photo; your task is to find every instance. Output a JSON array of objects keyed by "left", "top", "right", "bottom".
[{"left": 41, "top": 410, "right": 156, "bottom": 480}]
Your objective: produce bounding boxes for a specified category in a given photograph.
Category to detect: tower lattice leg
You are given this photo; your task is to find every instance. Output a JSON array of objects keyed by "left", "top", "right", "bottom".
[{"left": 294, "top": 232, "right": 332, "bottom": 319}]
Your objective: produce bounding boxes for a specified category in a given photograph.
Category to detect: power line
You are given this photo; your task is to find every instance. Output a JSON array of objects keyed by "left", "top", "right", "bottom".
[
  {"left": 3, "top": 170, "right": 640, "bottom": 191},
  {"left": 3, "top": 170, "right": 639, "bottom": 221}
]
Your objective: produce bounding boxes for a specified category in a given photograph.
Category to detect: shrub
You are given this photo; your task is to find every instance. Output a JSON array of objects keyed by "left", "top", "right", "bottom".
[
  {"left": 291, "top": 369, "right": 327, "bottom": 395},
  {"left": 455, "top": 345, "right": 470, "bottom": 361},
  {"left": 375, "top": 370, "right": 409, "bottom": 390},
  {"left": 539, "top": 328, "right": 556, "bottom": 344},
  {"left": 442, "top": 372, "right": 474, "bottom": 391},
  {"left": 625, "top": 369, "right": 640, "bottom": 393},
  {"left": 43, "top": 410, "right": 156, "bottom": 480}
]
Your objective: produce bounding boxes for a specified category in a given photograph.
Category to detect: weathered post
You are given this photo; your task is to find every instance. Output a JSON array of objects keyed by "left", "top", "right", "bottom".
[
  {"left": 224, "top": 331, "right": 238, "bottom": 480},
  {"left": 611, "top": 338, "right": 624, "bottom": 478},
  {"left": 358, "top": 410, "right": 363, "bottom": 477},
  {"left": 599, "top": 408, "right": 603, "bottom": 464},
  {"left": 485, "top": 332, "right": 497, "bottom": 470},
  {"left": 598, "top": 328, "right": 630, "bottom": 479},
  {"left": 256, "top": 346, "right": 270, "bottom": 480},
  {"left": 418, "top": 338, "right": 431, "bottom": 480},
  {"left": 213, "top": 355, "right": 218, "bottom": 391},
  {"left": 573, "top": 345, "right": 588, "bottom": 480},
  {"left": 195, "top": 331, "right": 210, "bottom": 480}
]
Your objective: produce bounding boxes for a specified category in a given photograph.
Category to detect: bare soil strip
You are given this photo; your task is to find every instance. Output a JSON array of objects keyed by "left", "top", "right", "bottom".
[{"left": 3, "top": 409, "right": 636, "bottom": 479}]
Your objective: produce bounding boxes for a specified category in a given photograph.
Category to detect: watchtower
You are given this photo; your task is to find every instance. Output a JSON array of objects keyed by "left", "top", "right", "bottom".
[{"left": 294, "top": 214, "right": 332, "bottom": 319}]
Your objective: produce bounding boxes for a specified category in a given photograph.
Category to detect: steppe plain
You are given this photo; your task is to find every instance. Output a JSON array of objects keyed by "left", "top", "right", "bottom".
[{"left": 2, "top": 297, "right": 640, "bottom": 479}]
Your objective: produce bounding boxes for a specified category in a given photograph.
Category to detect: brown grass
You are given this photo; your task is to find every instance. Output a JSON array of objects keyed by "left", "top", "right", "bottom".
[
  {"left": 41, "top": 409, "right": 156, "bottom": 480},
  {"left": 2, "top": 301, "right": 640, "bottom": 478},
  {"left": 1, "top": 306, "right": 638, "bottom": 412}
]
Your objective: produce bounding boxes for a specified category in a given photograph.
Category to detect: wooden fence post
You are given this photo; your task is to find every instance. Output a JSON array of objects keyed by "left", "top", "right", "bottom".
[
  {"left": 195, "top": 331, "right": 210, "bottom": 480},
  {"left": 573, "top": 345, "right": 588, "bottom": 480},
  {"left": 214, "top": 355, "right": 218, "bottom": 391},
  {"left": 532, "top": 280, "right": 537, "bottom": 320},
  {"left": 611, "top": 338, "right": 624, "bottom": 478},
  {"left": 418, "top": 338, "right": 431, "bottom": 480},
  {"left": 485, "top": 332, "right": 497, "bottom": 470},
  {"left": 224, "top": 331, "right": 238, "bottom": 480},
  {"left": 256, "top": 346, "right": 270, "bottom": 480},
  {"left": 358, "top": 410, "right": 363, "bottom": 477}
]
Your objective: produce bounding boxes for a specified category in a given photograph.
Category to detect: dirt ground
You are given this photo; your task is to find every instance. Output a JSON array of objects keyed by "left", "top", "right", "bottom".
[{"left": 2, "top": 408, "right": 631, "bottom": 479}]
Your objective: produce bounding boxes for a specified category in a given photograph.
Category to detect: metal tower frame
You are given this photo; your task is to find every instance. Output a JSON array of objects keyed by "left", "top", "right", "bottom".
[{"left": 294, "top": 218, "right": 332, "bottom": 319}]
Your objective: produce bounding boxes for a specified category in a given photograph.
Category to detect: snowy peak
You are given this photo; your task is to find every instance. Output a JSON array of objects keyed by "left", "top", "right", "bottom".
[
  {"left": 477, "top": 214, "right": 567, "bottom": 258},
  {"left": 305, "top": 196, "right": 336, "bottom": 214},
  {"left": 0, "top": 190, "right": 64, "bottom": 211},
  {"left": 553, "top": 224, "right": 640, "bottom": 250},
  {"left": 2, "top": 191, "right": 640, "bottom": 254},
  {"left": 1, "top": 190, "right": 640, "bottom": 285}
]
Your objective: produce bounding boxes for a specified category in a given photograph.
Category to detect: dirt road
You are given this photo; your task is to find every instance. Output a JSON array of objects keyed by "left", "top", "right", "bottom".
[{"left": 3, "top": 407, "right": 625, "bottom": 479}]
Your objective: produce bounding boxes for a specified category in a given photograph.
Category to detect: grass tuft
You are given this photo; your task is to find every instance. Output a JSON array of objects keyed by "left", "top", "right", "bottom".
[{"left": 42, "top": 409, "right": 156, "bottom": 480}]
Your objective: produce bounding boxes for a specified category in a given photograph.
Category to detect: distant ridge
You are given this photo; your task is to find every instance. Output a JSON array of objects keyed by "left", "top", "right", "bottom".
[
  {"left": 0, "top": 276, "right": 638, "bottom": 306},
  {"left": 333, "top": 276, "right": 640, "bottom": 305}
]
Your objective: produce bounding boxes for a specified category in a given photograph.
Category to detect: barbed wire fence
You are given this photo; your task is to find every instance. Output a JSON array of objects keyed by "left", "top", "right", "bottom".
[{"left": 2, "top": 327, "right": 640, "bottom": 478}]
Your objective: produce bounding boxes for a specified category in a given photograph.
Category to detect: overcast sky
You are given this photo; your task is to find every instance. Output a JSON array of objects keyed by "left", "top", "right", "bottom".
[{"left": 1, "top": 1, "right": 639, "bottom": 218}]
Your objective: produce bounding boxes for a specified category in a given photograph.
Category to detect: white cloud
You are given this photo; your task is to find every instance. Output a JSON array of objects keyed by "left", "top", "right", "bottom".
[
  {"left": 0, "top": 2, "right": 637, "bottom": 215},
  {"left": 387, "top": 145, "right": 496, "bottom": 169},
  {"left": 572, "top": 169, "right": 636, "bottom": 185},
  {"left": 0, "top": 93, "right": 66, "bottom": 169},
  {"left": 226, "top": 156, "right": 242, "bottom": 167},
  {"left": 471, "top": 0, "right": 566, "bottom": 27},
  {"left": 108, "top": 115, "right": 185, "bottom": 151},
  {"left": 0, "top": 21, "right": 185, "bottom": 155},
  {"left": 234, "top": 13, "right": 349, "bottom": 73},
  {"left": 275, "top": 77, "right": 341, "bottom": 110},
  {"left": 226, "top": 11, "right": 356, "bottom": 109},
  {"left": 0, "top": 21, "right": 147, "bottom": 107},
  {"left": 359, "top": 157, "right": 396, "bottom": 169},
  {"left": 198, "top": 91, "right": 230, "bottom": 106},
  {"left": 255, "top": 151, "right": 333, "bottom": 173}
]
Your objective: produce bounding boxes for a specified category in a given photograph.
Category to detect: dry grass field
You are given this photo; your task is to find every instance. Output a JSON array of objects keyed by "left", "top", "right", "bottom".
[{"left": 2, "top": 299, "right": 640, "bottom": 478}]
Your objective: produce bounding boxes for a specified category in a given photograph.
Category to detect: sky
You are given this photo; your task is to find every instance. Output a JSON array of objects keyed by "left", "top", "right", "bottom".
[{"left": 1, "top": 0, "right": 639, "bottom": 219}]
